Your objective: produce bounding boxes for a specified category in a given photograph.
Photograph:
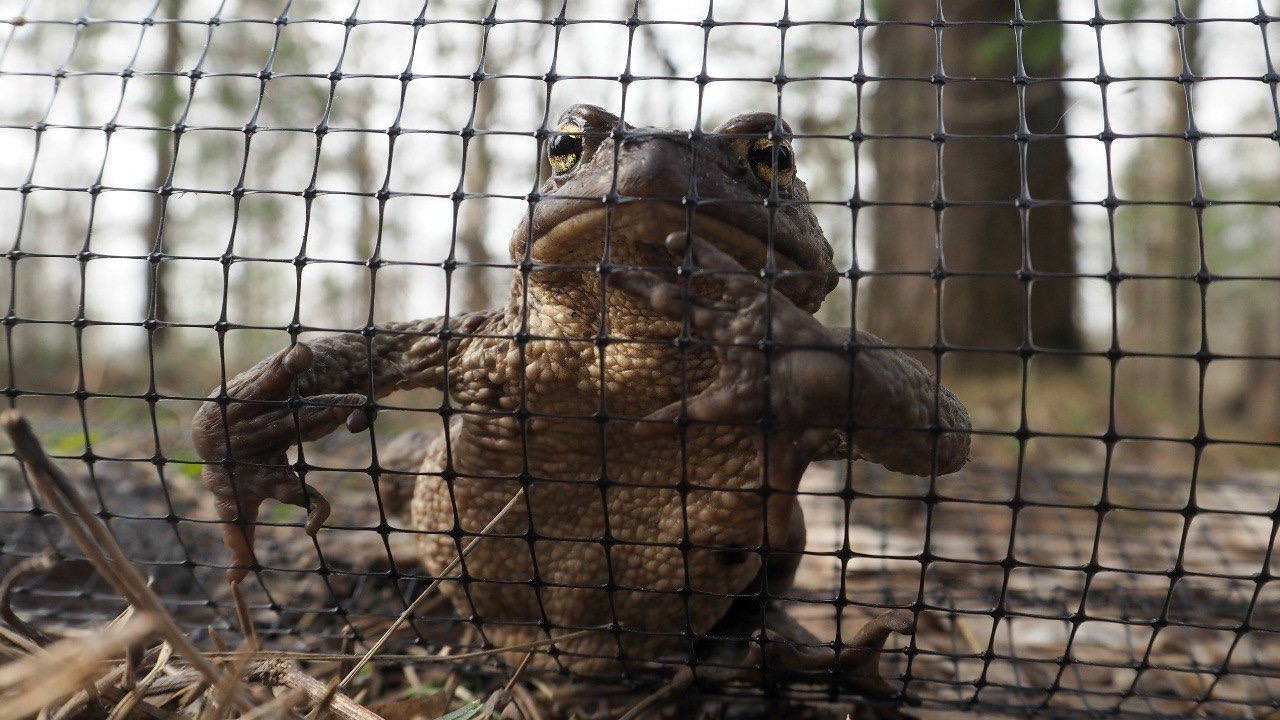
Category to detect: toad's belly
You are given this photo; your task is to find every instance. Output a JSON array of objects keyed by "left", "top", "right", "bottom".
[{"left": 408, "top": 413, "right": 766, "bottom": 675}]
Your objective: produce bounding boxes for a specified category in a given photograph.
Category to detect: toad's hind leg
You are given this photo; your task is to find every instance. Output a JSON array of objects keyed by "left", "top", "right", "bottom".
[
  {"left": 698, "top": 500, "right": 918, "bottom": 716},
  {"left": 706, "top": 499, "right": 806, "bottom": 641}
]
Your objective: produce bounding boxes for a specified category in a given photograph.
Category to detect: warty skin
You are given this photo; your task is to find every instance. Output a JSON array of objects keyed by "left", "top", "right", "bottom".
[{"left": 192, "top": 103, "right": 971, "bottom": 706}]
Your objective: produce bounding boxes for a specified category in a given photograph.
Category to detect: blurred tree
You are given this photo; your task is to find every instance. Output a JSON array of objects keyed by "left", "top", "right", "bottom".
[
  {"left": 346, "top": 78, "right": 380, "bottom": 328},
  {"left": 9, "top": 18, "right": 102, "bottom": 368},
  {"left": 455, "top": 62, "right": 499, "bottom": 313},
  {"left": 144, "top": 0, "right": 183, "bottom": 349},
  {"left": 1118, "top": 1, "right": 1200, "bottom": 407},
  {"left": 771, "top": 0, "right": 862, "bottom": 328},
  {"left": 194, "top": 0, "right": 326, "bottom": 362},
  {"left": 866, "top": 0, "right": 1080, "bottom": 371}
]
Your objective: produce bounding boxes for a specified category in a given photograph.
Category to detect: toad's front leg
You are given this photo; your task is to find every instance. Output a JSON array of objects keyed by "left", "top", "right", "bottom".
[
  {"left": 192, "top": 311, "right": 500, "bottom": 583},
  {"left": 191, "top": 342, "right": 361, "bottom": 584},
  {"left": 614, "top": 232, "right": 971, "bottom": 536},
  {"left": 615, "top": 232, "right": 970, "bottom": 710}
]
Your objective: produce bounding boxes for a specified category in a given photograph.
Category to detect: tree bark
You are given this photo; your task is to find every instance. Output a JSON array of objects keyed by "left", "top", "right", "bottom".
[{"left": 866, "top": 0, "right": 1080, "bottom": 371}]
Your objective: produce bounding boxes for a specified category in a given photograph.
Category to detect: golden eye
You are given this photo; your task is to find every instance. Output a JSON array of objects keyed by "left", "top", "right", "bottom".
[
  {"left": 548, "top": 121, "right": 584, "bottom": 175},
  {"left": 747, "top": 138, "right": 796, "bottom": 187}
]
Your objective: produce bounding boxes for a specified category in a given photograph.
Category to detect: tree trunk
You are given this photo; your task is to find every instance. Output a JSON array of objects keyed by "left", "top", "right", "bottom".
[
  {"left": 144, "top": 0, "right": 183, "bottom": 348},
  {"left": 454, "top": 67, "right": 498, "bottom": 312},
  {"left": 1123, "top": 0, "right": 1201, "bottom": 407},
  {"left": 866, "top": 0, "right": 1080, "bottom": 371},
  {"left": 349, "top": 82, "right": 379, "bottom": 328}
]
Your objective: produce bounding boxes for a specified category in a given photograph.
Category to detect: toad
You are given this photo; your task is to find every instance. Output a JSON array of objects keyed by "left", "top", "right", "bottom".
[{"left": 192, "top": 104, "right": 971, "bottom": 708}]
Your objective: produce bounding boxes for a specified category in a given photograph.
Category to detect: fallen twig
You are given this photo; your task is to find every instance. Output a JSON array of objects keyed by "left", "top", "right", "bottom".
[
  {"left": 305, "top": 676, "right": 342, "bottom": 720},
  {"left": 254, "top": 660, "right": 386, "bottom": 720},
  {"left": 239, "top": 686, "right": 306, "bottom": 720},
  {"left": 503, "top": 651, "right": 535, "bottom": 693},
  {"left": 337, "top": 488, "right": 527, "bottom": 690},
  {"left": 198, "top": 645, "right": 257, "bottom": 720},
  {"left": 439, "top": 672, "right": 461, "bottom": 715},
  {"left": 230, "top": 579, "right": 260, "bottom": 651},
  {"left": 50, "top": 662, "right": 127, "bottom": 720},
  {"left": 473, "top": 689, "right": 511, "bottom": 719},
  {"left": 0, "top": 551, "right": 57, "bottom": 646},
  {"left": 203, "top": 629, "right": 593, "bottom": 665},
  {"left": 104, "top": 641, "right": 173, "bottom": 720},
  {"left": 1, "top": 411, "right": 252, "bottom": 712},
  {"left": 509, "top": 684, "right": 544, "bottom": 720},
  {"left": 113, "top": 627, "right": 591, "bottom": 713},
  {"left": 0, "top": 613, "right": 157, "bottom": 720},
  {"left": 615, "top": 667, "right": 694, "bottom": 720},
  {"left": 44, "top": 615, "right": 173, "bottom": 720},
  {"left": 0, "top": 624, "right": 41, "bottom": 657}
]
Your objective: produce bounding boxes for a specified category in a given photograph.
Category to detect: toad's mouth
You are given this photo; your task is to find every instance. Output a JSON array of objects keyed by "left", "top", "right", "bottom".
[{"left": 528, "top": 202, "right": 802, "bottom": 273}]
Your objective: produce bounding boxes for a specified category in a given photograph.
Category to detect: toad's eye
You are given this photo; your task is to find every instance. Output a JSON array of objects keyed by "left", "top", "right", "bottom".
[
  {"left": 548, "top": 122, "right": 584, "bottom": 175},
  {"left": 747, "top": 138, "right": 796, "bottom": 187}
]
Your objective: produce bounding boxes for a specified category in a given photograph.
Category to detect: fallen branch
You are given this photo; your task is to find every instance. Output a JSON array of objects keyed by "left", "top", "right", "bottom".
[{"left": 254, "top": 660, "right": 386, "bottom": 720}]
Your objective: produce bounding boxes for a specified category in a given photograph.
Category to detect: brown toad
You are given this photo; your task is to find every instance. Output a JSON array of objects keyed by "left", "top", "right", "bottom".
[{"left": 192, "top": 103, "right": 971, "bottom": 705}]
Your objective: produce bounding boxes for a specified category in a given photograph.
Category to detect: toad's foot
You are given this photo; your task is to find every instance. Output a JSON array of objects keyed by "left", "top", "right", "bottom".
[
  {"left": 192, "top": 343, "right": 369, "bottom": 583},
  {"left": 697, "top": 604, "right": 919, "bottom": 718}
]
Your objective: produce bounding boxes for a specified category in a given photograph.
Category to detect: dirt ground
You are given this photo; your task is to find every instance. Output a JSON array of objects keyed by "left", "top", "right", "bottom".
[{"left": 1, "top": 383, "right": 1277, "bottom": 718}]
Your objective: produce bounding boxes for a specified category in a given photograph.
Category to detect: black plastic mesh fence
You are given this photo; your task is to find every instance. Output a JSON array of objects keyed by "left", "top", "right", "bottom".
[{"left": 1, "top": 1, "right": 1279, "bottom": 718}]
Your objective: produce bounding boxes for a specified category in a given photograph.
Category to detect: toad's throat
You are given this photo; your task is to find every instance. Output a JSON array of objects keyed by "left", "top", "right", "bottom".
[{"left": 529, "top": 203, "right": 801, "bottom": 273}]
